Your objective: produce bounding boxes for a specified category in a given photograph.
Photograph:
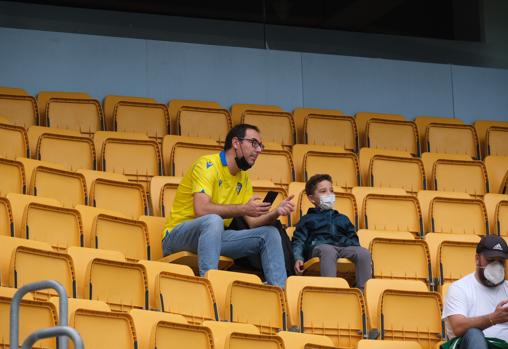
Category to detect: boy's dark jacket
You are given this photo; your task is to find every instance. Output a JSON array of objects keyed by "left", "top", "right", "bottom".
[{"left": 292, "top": 207, "right": 359, "bottom": 261}]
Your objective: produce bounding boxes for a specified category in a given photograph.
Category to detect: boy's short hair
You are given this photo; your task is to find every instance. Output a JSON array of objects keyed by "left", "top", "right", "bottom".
[{"left": 305, "top": 174, "right": 333, "bottom": 196}]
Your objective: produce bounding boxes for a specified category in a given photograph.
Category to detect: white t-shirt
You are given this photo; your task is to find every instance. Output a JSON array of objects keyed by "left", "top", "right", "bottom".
[{"left": 442, "top": 272, "right": 508, "bottom": 340}]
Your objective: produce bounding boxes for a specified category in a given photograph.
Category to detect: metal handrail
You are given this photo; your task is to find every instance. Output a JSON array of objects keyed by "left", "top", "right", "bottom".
[
  {"left": 21, "top": 326, "right": 83, "bottom": 349},
  {"left": 10, "top": 280, "right": 68, "bottom": 349}
]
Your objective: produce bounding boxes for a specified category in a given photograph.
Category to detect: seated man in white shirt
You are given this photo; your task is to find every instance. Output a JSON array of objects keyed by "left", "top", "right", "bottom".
[{"left": 442, "top": 235, "right": 508, "bottom": 349}]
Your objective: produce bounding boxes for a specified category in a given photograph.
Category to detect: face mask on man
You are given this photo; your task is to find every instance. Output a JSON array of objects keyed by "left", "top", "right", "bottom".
[
  {"left": 234, "top": 144, "right": 252, "bottom": 171},
  {"left": 319, "top": 194, "right": 335, "bottom": 210},
  {"left": 479, "top": 261, "right": 505, "bottom": 287}
]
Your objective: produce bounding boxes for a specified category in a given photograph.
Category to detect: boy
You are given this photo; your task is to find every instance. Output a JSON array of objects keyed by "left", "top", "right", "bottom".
[{"left": 292, "top": 174, "right": 372, "bottom": 289}]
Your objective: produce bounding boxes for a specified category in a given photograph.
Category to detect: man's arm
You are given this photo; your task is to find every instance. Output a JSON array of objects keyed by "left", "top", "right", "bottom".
[
  {"left": 447, "top": 300, "right": 508, "bottom": 337},
  {"left": 193, "top": 192, "right": 271, "bottom": 218},
  {"left": 243, "top": 195, "right": 295, "bottom": 228}
]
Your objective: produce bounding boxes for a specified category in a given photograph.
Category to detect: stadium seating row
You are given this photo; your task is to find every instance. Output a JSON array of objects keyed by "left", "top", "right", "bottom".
[{"left": 1, "top": 87, "right": 507, "bottom": 158}]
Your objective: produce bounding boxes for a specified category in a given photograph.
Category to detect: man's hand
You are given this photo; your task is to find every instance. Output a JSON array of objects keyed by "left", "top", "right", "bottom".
[
  {"left": 294, "top": 260, "right": 304, "bottom": 275},
  {"left": 490, "top": 299, "right": 508, "bottom": 325},
  {"left": 243, "top": 196, "right": 271, "bottom": 217},
  {"left": 276, "top": 194, "right": 296, "bottom": 216}
]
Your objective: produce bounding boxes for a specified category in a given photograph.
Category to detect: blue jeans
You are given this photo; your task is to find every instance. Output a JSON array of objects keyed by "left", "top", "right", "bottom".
[
  {"left": 459, "top": 328, "right": 488, "bottom": 349},
  {"left": 162, "top": 214, "right": 287, "bottom": 288}
]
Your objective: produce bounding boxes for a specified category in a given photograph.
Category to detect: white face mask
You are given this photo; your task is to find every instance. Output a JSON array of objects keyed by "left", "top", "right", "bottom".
[
  {"left": 319, "top": 194, "right": 335, "bottom": 210},
  {"left": 482, "top": 261, "right": 505, "bottom": 287}
]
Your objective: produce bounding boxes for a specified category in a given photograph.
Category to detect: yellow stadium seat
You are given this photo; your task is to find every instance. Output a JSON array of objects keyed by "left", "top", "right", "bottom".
[
  {"left": 414, "top": 115, "right": 463, "bottom": 151},
  {"left": 379, "top": 289, "right": 443, "bottom": 349},
  {"left": 169, "top": 141, "right": 223, "bottom": 177},
  {"left": 299, "top": 286, "right": 366, "bottom": 348},
  {"left": 228, "top": 331, "right": 285, "bottom": 349},
  {"left": 429, "top": 196, "right": 488, "bottom": 235},
  {"left": 93, "top": 130, "right": 150, "bottom": 161},
  {"left": 0, "top": 290, "right": 57, "bottom": 349},
  {"left": 30, "top": 166, "right": 88, "bottom": 208},
  {"left": 104, "top": 95, "right": 157, "bottom": 131},
  {"left": 36, "top": 133, "right": 96, "bottom": 170},
  {"left": 37, "top": 91, "right": 92, "bottom": 126},
  {"left": 248, "top": 146, "right": 295, "bottom": 187},
  {"left": 0, "top": 197, "right": 13, "bottom": 237},
  {"left": 176, "top": 105, "right": 232, "bottom": 142},
  {"left": 355, "top": 112, "right": 406, "bottom": 149},
  {"left": 416, "top": 190, "right": 471, "bottom": 233},
  {"left": 0, "top": 93, "right": 38, "bottom": 128},
  {"left": 484, "top": 155, "right": 508, "bottom": 194},
  {"left": 75, "top": 204, "right": 126, "bottom": 248},
  {"left": 352, "top": 187, "right": 407, "bottom": 225},
  {"left": 484, "top": 193, "right": 508, "bottom": 235},
  {"left": 369, "top": 238, "right": 432, "bottom": 286},
  {"left": 358, "top": 148, "right": 414, "bottom": 189},
  {"left": 91, "top": 214, "right": 150, "bottom": 261},
  {"left": 486, "top": 126, "right": 508, "bottom": 157},
  {"left": 23, "top": 202, "right": 83, "bottom": 250},
  {"left": 357, "top": 229, "right": 415, "bottom": 249},
  {"left": 130, "top": 308, "right": 187, "bottom": 349},
  {"left": 292, "top": 144, "right": 352, "bottom": 181},
  {"left": 46, "top": 97, "right": 104, "bottom": 136},
  {"left": 425, "top": 123, "right": 479, "bottom": 159},
  {"left": 357, "top": 339, "right": 423, "bottom": 348},
  {"left": 10, "top": 246, "right": 76, "bottom": 300},
  {"left": 473, "top": 120, "right": 508, "bottom": 158},
  {"left": 113, "top": 101, "right": 169, "bottom": 143},
  {"left": 76, "top": 168, "right": 129, "bottom": 197},
  {"left": 292, "top": 107, "right": 345, "bottom": 144},
  {"left": 27, "top": 125, "right": 81, "bottom": 159},
  {"left": 278, "top": 331, "right": 335, "bottom": 349},
  {"left": 6, "top": 193, "right": 62, "bottom": 238},
  {"left": 364, "top": 278, "right": 429, "bottom": 331},
  {"left": 430, "top": 158, "right": 488, "bottom": 197},
  {"left": 17, "top": 157, "right": 65, "bottom": 192},
  {"left": 366, "top": 119, "right": 419, "bottom": 155},
  {"left": 90, "top": 178, "right": 148, "bottom": 219},
  {"left": 139, "top": 215, "right": 165, "bottom": 261},
  {"left": 230, "top": 103, "right": 283, "bottom": 127},
  {"left": 370, "top": 155, "right": 426, "bottom": 194},
  {"left": 0, "top": 123, "right": 29, "bottom": 160},
  {"left": 301, "top": 113, "right": 356, "bottom": 151},
  {"left": 150, "top": 321, "right": 214, "bottom": 349},
  {"left": 168, "top": 99, "right": 221, "bottom": 137},
  {"left": 0, "top": 157, "right": 26, "bottom": 196},
  {"left": 235, "top": 108, "right": 295, "bottom": 147},
  {"left": 0, "top": 86, "right": 27, "bottom": 95},
  {"left": 285, "top": 275, "right": 349, "bottom": 330},
  {"left": 204, "top": 320, "right": 260, "bottom": 349},
  {"left": 149, "top": 176, "right": 182, "bottom": 217}
]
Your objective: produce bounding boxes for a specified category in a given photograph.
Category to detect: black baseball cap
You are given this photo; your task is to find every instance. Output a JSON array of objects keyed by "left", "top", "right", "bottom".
[{"left": 476, "top": 235, "right": 508, "bottom": 259}]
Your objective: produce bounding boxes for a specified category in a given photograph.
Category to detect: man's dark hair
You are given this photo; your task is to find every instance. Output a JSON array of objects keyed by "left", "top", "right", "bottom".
[
  {"left": 305, "top": 174, "right": 333, "bottom": 196},
  {"left": 224, "top": 124, "right": 260, "bottom": 151}
]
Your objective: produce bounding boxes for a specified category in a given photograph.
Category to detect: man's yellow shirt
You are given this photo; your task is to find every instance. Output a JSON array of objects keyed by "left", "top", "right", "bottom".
[{"left": 162, "top": 151, "right": 253, "bottom": 238}]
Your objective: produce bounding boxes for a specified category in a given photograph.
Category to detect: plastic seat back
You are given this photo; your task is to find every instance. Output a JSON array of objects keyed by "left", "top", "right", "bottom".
[
  {"left": 430, "top": 197, "right": 488, "bottom": 235},
  {"left": 304, "top": 114, "right": 357, "bottom": 151},
  {"left": 37, "top": 133, "right": 96, "bottom": 170},
  {"left": 0, "top": 158, "right": 25, "bottom": 196},
  {"left": 369, "top": 155, "right": 426, "bottom": 194},
  {"left": 432, "top": 159, "right": 488, "bottom": 197},
  {"left": 46, "top": 97, "right": 104, "bottom": 136},
  {"left": 0, "top": 123, "right": 29, "bottom": 160},
  {"left": 366, "top": 119, "right": 419, "bottom": 155},
  {"left": 91, "top": 178, "right": 148, "bottom": 219},
  {"left": 0, "top": 93, "right": 38, "bottom": 127},
  {"left": 425, "top": 123, "right": 479, "bottom": 159},
  {"left": 114, "top": 101, "right": 169, "bottom": 142},
  {"left": 177, "top": 106, "right": 232, "bottom": 142}
]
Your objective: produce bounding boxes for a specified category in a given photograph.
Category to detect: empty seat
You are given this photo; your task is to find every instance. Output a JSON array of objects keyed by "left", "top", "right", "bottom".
[
  {"left": 429, "top": 196, "right": 488, "bottom": 235},
  {"left": 352, "top": 187, "right": 407, "bottom": 225},
  {"left": 431, "top": 158, "right": 488, "bottom": 197},
  {"left": 93, "top": 131, "right": 150, "bottom": 163},
  {"left": 248, "top": 145, "right": 295, "bottom": 187},
  {"left": 101, "top": 137, "right": 162, "bottom": 193},
  {"left": 230, "top": 103, "right": 283, "bottom": 127},
  {"left": 285, "top": 275, "right": 349, "bottom": 330},
  {"left": 46, "top": 97, "right": 104, "bottom": 136},
  {"left": 484, "top": 155, "right": 508, "bottom": 194},
  {"left": 361, "top": 194, "right": 423, "bottom": 236},
  {"left": 104, "top": 95, "right": 158, "bottom": 131},
  {"left": 365, "top": 119, "right": 419, "bottom": 155},
  {"left": 130, "top": 308, "right": 187, "bottom": 349},
  {"left": 176, "top": 105, "right": 232, "bottom": 142},
  {"left": 473, "top": 120, "right": 508, "bottom": 158},
  {"left": 486, "top": 126, "right": 508, "bottom": 157},
  {"left": 0, "top": 291, "right": 58, "bottom": 349},
  {"left": 292, "top": 144, "right": 354, "bottom": 181},
  {"left": 0, "top": 123, "right": 29, "bottom": 160},
  {"left": 204, "top": 320, "right": 260, "bottom": 349},
  {"left": 357, "top": 229, "right": 415, "bottom": 249},
  {"left": 150, "top": 176, "right": 182, "bottom": 217},
  {"left": 68, "top": 246, "right": 147, "bottom": 311},
  {"left": 417, "top": 190, "right": 471, "bottom": 233},
  {"left": 292, "top": 107, "right": 345, "bottom": 142},
  {"left": 113, "top": 100, "right": 169, "bottom": 142},
  {"left": 6, "top": 193, "right": 62, "bottom": 238},
  {"left": 90, "top": 178, "right": 148, "bottom": 219},
  {"left": 0, "top": 197, "right": 13, "bottom": 237},
  {"left": 10, "top": 246, "right": 76, "bottom": 299},
  {"left": 379, "top": 289, "right": 443, "bottom": 349},
  {"left": 369, "top": 238, "right": 432, "bottom": 286},
  {"left": 0, "top": 93, "right": 38, "bottom": 128},
  {"left": 299, "top": 286, "right": 366, "bottom": 348},
  {"left": 359, "top": 148, "right": 414, "bottom": 189},
  {"left": 0, "top": 158, "right": 25, "bottom": 196},
  {"left": 76, "top": 204, "right": 126, "bottom": 249},
  {"left": 357, "top": 340, "right": 423, "bottom": 348},
  {"left": 169, "top": 99, "right": 222, "bottom": 137},
  {"left": 27, "top": 125, "right": 82, "bottom": 159},
  {"left": 30, "top": 166, "right": 88, "bottom": 208},
  {"left": 484, "top": 193, "right": 508, "bottom": 235},
  {"left": 23, "top": 202, "right": 83, "bottom": 250},
  {"left": 425, "top": 123, "right": 479, "bottom": 159},
  {"left": 278, "top": 331, "right": 335, "bottom": 349},
  {"left": 149, "top": 321, "right": 214, "bottom": 349},
  {"left": 424, "top": 233, "right": 479, "bottom": 288},
  {"left": 369, "top": 155, "right": 426, "bottom": 194},
  {"left": 355, "top": 112, "right": 406, "bottom": 148},
  {"left": 139, "top": 215, "right": 165, "bottom": 261},
  {"left": 414, "top": 115, "right": 463, "bottom": 151},
  {"left": 36, "top": 133, "right": 96, "bottom": 170},
  {"left": 17, "top": 157, "right": 65, "bottom": 192},
  {"left": 77, "top": 168, "right": 129, "bottom": 198},
  {"left": 92, "top": 214, "right": 150, "bottom": 261},
  {"left": 364, "top": 278, "right": 429, "bottom": 331},
  {"left": 37, "top": 91, "right": 92, "bottom": 126}
]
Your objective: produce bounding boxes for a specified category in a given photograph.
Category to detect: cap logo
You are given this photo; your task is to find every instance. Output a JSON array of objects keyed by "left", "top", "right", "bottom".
[{"left": 493, "top": 243, "right": 504, "bottom": 251}]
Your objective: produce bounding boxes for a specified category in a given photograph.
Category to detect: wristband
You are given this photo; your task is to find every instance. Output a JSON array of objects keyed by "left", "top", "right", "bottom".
[{"left": 489, "top": 315, "right": 495, "bottom": 326}]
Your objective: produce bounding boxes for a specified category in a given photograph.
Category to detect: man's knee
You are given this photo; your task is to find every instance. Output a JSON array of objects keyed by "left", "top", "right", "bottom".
[
  {"left": 463, "top": 327, "right": 485, "bottom": 340},
  {"left": 260, "top": 226, "right": 281, "bottom": 245},
  {"left": 200, "top": 214, "right": 224, "bottom": 229}
]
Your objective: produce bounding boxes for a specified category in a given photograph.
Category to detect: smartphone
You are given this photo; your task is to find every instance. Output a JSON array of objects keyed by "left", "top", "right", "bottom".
[{"left": 263, "top": 191, "right": 278, "bottom": 204}]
